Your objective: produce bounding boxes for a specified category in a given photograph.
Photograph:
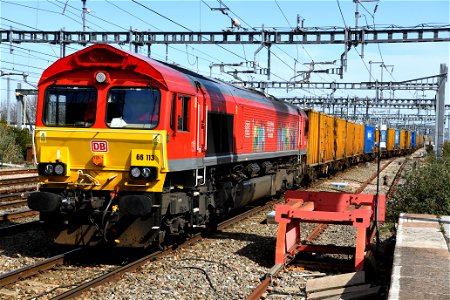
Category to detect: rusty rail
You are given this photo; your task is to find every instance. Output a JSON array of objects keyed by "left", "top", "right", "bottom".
[
  {"left": 0, "top": 221, "right": 40, "bottom": 237},
  {"left": 246, "top": 158, "right": 399, "bottom": 300},
  {"left": 44, "top": 198, "right": 278, "bottom": 299},
  {"left": 0, "top": 209, "right": 38, "bottom": 222},
  {"left": 386, "top": 158, "right": 408, "bottom": 200},
  {"left": 0, "top": 168, "right": 37, "bottom": 176},
  {"left": 0, "top": 248, "right": 82, "bottom": 287},
  {"left": 0, "top": 200, "right": 28, "bottom": 210}
]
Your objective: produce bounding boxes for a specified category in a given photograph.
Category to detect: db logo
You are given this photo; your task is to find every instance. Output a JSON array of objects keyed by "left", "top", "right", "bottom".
[{"left": 91, "top": 140, "right": 108, "bottom": 152}]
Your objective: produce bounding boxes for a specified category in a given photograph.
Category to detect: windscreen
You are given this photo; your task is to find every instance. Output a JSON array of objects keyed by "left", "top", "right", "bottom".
[
  {"left": 43, "top": 86, "right": 97, "bottom": 127},
  {"left": 106, "top": 87, "right": 160, "bottom": 129}
]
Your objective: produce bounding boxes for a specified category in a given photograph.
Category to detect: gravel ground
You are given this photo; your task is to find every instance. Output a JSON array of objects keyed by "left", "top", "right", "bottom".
[
  {"left": 0, "top": 228, "right": 62, "bottom": 274},
  {"left": 0, "top": 150, "right": 426, "bottom": 300}
]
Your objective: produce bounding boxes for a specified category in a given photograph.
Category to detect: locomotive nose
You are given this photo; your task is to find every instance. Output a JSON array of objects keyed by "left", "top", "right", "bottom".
[{"left": 28, "top": 191, "right": 61, "bottom": 213}]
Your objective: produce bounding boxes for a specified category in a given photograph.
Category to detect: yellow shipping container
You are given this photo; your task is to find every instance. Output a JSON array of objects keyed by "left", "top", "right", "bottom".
[
  {"left": 354, "top": 123, "right": 365, "bottom": 155},
  {"left": 334, "top": 117, "right": 347, "bottom": 160},
  {"left": 417, "top": 134, "right": 423, "bottom": 148},
  {"left": 374, "top": 129, "right": 380, "bottom": 153},
  {"left": 400, "top": 130, "right": 407, "bottom": 150},
  {"left": 305, "top": 110, "right": 335, "bottom": 165},
  {"left": 346, "top": 122, "right": 356, "bottom": 156},
  {"left": 406, "top": 131, "right": 411, "bottom": 150},
  {"left": 305, "top": 110, "right": 320, "bottom": 165},
  {"left": 320, "top": 113, "right": 335, "bottom": 163},
  {"left": 387, "top": 128, "right": 395, "bottom": 151}
]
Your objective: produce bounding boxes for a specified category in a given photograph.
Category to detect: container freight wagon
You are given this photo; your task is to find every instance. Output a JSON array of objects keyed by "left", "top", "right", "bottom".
[
  {"left": 410, "top": 131, "right": 417, "bottom": 150},
  {"left": 400, "top": 130, "right": 407, "bottom": 153},
  {"left": 354, "top": 123, "right": 365, "bottom": 157},
  {"left": 394, "top": 129, "right": 401, "bottom": 152},
  {"left": 335, "top": 117, "right": 347, "bottom": 162},
  {"left": 416, "top": 133, "right": 423, "bottom": 149},
  {"left": 305, "top": 110, "right": 335, "bottom": 166},
  {"left": 364, "top": 125, "right": 376, "bottom": 157},
  {"left": 346, "top": 121, "right": 356, "bottom": 157},
  {"left": 386, "top": 128, "right": 395, "bottom": 156},
  {"left": 374, "top": 128, "right": 380, "bottom": 154},
  {"left": 405, "top": 130, "right": 411, "bottom": 152}
]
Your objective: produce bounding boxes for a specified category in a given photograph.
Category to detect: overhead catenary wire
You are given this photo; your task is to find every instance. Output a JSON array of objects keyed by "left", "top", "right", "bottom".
[
  {"left": 47, "top": 0, "right": 114, "bottom": 31},
  {"left": 128, "top": 0, "right": 292, "bottom": 82},
  {"left": 3, "top": 0, "right": 83, "bottom": 27},
  {"left": 105, "top": 0, "right": 221, "bottom": 65}
]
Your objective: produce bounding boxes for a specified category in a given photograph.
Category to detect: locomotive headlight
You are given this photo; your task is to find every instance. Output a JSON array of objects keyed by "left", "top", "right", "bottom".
[
  {"left": 95, "top": 71, "right": 107, "bottom": 83},
  {"left": 44, "top": 164, "right": 54, "bottom": 175},
  {"left": 141, "top": 167, "right": 151, "bottom": 178},
  {"left": 130, "top": 167, "right": 141, "bottom": 178},
  {"left": 54, "top": 163, "right": 65, "bottom": 175}
]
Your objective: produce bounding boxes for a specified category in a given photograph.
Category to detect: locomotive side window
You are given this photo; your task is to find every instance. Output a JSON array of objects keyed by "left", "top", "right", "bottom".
[
  {"left": 106, "top": 87, "right": 160, "bottom": 129},
  {"left": 171, "top": 94, "right": 190, "bottom": 132},
  {"left": 43, "top": 86, "right": 97, "bottom": 127}
]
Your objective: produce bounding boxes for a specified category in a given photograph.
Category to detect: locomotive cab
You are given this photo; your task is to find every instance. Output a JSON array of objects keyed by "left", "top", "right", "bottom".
[{"left": 29, "top": 46, "right": 177, "bottom": 248}]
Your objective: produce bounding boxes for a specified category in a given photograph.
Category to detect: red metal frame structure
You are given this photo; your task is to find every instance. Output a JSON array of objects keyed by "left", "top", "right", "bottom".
[{"left": 274, "top": 190, "right": 386, "bottom": 270}]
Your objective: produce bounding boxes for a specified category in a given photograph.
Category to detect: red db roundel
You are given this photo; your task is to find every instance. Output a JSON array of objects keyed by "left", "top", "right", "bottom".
[{"left": 91, "top": 140, "right": 108, "bottom": 152}]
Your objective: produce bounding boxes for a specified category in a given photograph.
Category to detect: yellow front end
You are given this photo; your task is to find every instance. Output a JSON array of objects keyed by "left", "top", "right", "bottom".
[{"left": 35, "top": 127, "right": 168, "bottom": 192}]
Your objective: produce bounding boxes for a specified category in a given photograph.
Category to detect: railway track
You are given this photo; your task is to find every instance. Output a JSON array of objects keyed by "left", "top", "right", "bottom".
[
  {"left": 0, "top": 168, "right": 37, "bottom": 176},
  {"left": 54, "top": 203, "right": 278, "bottom": 299},
  {"left": 0, "top": 209, "right": 39, "bottom": 222},
  {"left": 0, "top": 199, "right": 28, "bottom": 210},
  {"left": 0, "top": 159, "right": 414, "bottom": 299},
  {"left": 0, "top": 221, "right": 40, "bottom": 237},
  {"left": 37, "top": 159, "right": 403, "bottom": 299},
  {"left": 246, "top": 156, "right": 409, "bottom": 300},
  {"left": 0, "top": 168, "right": 38, "bottom": 226},
  {"left": 0, "top": 195, "right": 279, "bottom": 299},
  {"left": 0, "top": 248, "right": 83, "bottom": 288}
]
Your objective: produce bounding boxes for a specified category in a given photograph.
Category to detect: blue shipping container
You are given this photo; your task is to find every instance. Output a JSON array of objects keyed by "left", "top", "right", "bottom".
[
  {"left": 364, "top": 125, "right": 375, "bottom": 154},
  {"left": 381, "top": 130, "right": 387, "bottom": 144},
  {"left": 394, "top": 129, "right": 400, "bottom": 149},
  {"left": 411, "top": 131, "right": 417, "bottom": 149}
]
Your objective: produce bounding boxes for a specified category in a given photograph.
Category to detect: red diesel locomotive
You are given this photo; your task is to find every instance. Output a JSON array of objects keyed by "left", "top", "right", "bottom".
[{"left": 28, "top": 44, "right": 308, "bottom": 247}]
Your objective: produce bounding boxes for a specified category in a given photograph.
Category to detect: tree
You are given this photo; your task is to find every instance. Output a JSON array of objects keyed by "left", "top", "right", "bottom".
[{"left": 0, "top": 122, "right": 23, "bottom": 164}]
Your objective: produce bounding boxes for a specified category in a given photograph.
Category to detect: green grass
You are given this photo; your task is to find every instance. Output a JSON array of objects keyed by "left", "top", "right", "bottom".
[{"left": 386, "top": 142, "right": 450, "bottom": 226}]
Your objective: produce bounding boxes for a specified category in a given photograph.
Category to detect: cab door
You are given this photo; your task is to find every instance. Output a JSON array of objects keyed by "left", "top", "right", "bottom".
[
  {"left": 171, "top": 94, "right": 194, "bottom": 159},
  {"left": 195, "top": 84, "right": 207, "bottom": 155}
]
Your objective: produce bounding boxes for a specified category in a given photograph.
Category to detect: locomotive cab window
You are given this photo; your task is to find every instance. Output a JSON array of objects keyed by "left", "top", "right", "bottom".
[
  {"left": 43, "top": 86, "right": 97, "bottom": 127},
  {"left": 106, "top": 87, "right": 160, "bottom": 129},
  {"left": 171, "top": 94, "right": 190, "bottom": 132}
]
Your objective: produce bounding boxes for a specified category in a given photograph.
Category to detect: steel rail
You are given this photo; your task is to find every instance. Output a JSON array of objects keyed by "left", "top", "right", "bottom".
[
  {"left": 0, "top": 248, "right": 82, "bottom": 288},
  {"left": 0, "top": 220, "right": 40, "bottom": 237},
  {"left": 354, "top": 157, "right": 396, "bottom": 194},
  {"left": 0, "top": 191, "right": 36, "bottom": 200},
  {"left": 0, "top": 200, "right": 28, "bottom": 210},
  {"left": 386, "top": 158, "right": 408, "bottom": 200},
  {"left": 246, "top": 157, "right": 399, "bottom": 300},
  {"left": 0, "top": 176, "right": 38, "bottom": 187},
  {"left": 49, "top": 198, "right": 278, "bottom": 299},
  {"left": 0, "top": 169, "right": 37, "bottom": 176},
  {"left": 0, "top": 209, "right": 38, "bottom": 222}
]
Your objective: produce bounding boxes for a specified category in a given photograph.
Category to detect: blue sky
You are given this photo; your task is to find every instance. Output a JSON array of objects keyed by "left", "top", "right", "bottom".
[{"left": 1, "top": 0, "right": 449, "bottom": 109}]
